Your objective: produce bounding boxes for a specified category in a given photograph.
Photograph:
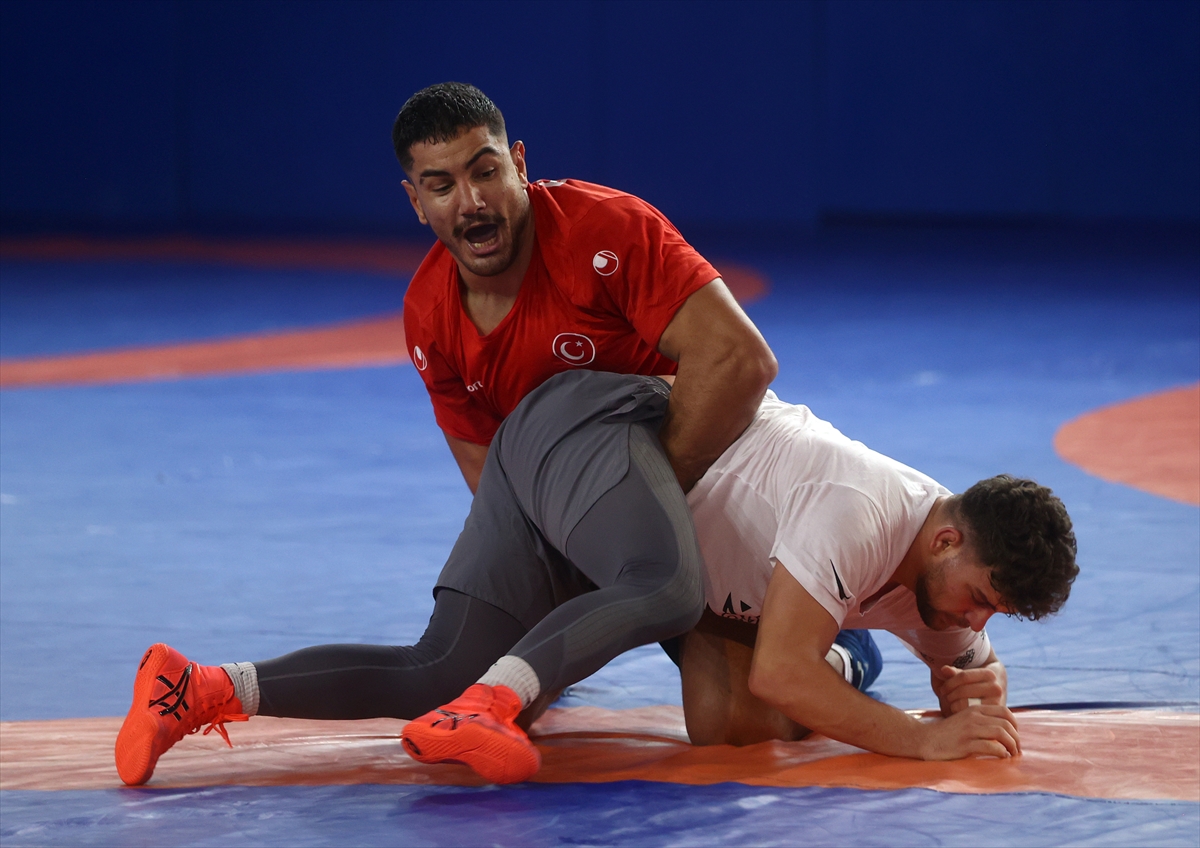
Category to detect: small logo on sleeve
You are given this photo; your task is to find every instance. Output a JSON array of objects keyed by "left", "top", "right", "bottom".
[
  {"left": 592, "top": 250, "right": 619, "bottom": 276},
  {"left": 412, "top": 346, "right": 429, "bottom": 371},
  {"left": 830, "top": 560, "right": 850, "bottom": 601},
  {"left": 552, "top": 333, "right": 596, "bottom": 366}
]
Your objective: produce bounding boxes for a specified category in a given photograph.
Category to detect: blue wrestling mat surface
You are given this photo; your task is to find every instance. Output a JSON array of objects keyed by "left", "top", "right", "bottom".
[
  {"left": 3, "top": 783, "right": 1198, "bottom": 847},
  {"left": 1, "top": 228, "right": 1198, "bottom": 845}
]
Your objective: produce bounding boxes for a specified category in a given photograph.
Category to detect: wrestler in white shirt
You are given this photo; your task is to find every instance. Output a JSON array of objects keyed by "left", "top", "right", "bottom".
[{"left": 681, "top": 392, "right": 1078, "bottom": 760}]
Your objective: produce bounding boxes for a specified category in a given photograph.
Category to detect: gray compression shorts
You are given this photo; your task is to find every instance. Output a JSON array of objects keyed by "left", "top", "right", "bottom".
[{"left": 434, "top": 370, "right": 692, "bottom": 630}]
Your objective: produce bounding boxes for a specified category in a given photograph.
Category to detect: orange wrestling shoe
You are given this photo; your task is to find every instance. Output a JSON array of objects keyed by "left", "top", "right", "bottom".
[
  {"left": 114, "top": 643, "right": 248, "bottom": 785},
  {"left": 400, "top": 683, "right": 540, "bottom": 784}
]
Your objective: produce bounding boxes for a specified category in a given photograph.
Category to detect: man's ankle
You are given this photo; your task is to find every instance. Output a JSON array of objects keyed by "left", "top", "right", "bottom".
[{"left": 219, "top": 662, "right": 259, "bottom": 716}]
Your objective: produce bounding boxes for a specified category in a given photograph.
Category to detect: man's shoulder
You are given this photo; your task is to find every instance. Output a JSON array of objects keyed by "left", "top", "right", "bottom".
[
  {"left": 530, "top": 179, "right": 660, "bottom": 230},
  {"left": 403, "top": 240, "right": 455, "bottom": 325}
]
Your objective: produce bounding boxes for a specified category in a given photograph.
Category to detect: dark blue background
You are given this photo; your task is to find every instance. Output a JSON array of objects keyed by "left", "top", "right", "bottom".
[{"left": 1, "top": 0, "right": 1197, "bottom": 236}]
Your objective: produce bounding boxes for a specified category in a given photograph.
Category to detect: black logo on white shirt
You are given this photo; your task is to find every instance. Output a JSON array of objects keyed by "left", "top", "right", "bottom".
[{"left": 830, "top": 560, "right": 850, "bottom": 601}]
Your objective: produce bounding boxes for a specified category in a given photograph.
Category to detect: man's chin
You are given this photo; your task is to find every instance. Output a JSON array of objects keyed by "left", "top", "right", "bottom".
[{"left": 450, "top": 244, "right": 514, "bottom": 278}]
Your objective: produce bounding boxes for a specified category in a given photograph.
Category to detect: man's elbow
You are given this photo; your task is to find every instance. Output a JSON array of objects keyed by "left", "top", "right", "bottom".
[
  {"left": 722, "top": 335, "right": 777, "bottom": 396},
  {"left": 746, "top": 343, "right": 778, "bottom": 391},
  {"left": 747, "top": 663, "right": 787, "bottom": 710}
]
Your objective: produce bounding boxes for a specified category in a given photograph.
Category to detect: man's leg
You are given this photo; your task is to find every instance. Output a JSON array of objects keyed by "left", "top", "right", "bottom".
[
  {"left": 116, "top": 441, "right": 553, "bottom": 786},
  {"left": 496, "top": 422, "right": 704, "bottom": 697},
  {"left": 679, "top": 610, "right": 810, "bottom": 746},
  {"left": 403, "top": 422, "right": 705, "bottom": 782},
  {"left": 251, "top": 590, "right": 526, "bottom": 720},
  {"left": 678, "top": 610, "right": 883, "bottom": 746},
  {"left": 113, "top": 589, "right": 526, "bottom": 786}
]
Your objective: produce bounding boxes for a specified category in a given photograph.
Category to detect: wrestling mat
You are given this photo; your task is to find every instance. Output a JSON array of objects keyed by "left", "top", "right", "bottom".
[{"left": 1, "top": 232, "right": 1197, "bottom": 846}]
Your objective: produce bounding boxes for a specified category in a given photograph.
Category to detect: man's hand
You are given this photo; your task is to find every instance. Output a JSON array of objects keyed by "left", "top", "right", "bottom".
[
  {"left": 657, "top": 279, "right": 777, "bottom": 491},
  {"left": 918, "top": 705, "right": 1022, "bottom": 760},
  {"left": 930, "top": 655, "right": 1008, "bottom": 717}
]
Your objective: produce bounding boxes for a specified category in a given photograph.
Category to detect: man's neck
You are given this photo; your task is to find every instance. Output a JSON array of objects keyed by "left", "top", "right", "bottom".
[{"left": 888, "top": 496, "right": 947, "bottom": 593}]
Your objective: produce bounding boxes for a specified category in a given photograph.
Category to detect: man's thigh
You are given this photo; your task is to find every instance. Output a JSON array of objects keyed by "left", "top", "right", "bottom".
[
  {"left": 680, "top": 609, "right": 810, "bottom": 746},
  {"left": 435, "top": 446, "right": 592, "bottom": 631}
]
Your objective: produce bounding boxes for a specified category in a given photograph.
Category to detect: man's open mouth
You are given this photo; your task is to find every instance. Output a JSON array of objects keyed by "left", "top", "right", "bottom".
[{"left": 463, "top": 223, "right": 499, "bottom": 250}]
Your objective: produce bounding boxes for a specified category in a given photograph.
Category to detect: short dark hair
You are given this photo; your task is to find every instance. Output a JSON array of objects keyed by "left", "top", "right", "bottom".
[
  {"left": 953, "top": 475, "right": 1079, "bottom": 621},
  {"left": 391, "top": 82, "right": 506, "bottom": 172}
]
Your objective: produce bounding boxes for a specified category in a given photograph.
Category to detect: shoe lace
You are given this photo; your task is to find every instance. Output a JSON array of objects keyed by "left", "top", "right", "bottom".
[{"left": 195, "top": 710, "right": 249, "bottom": 748}]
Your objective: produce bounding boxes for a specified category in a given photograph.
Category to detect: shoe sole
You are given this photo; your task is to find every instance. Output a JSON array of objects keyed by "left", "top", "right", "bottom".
[
  {"left": 401, "top": 721, "right": 540, "bottom": 784},
  {"left": 114, "top": 643, "right": 173, "bottom": 786}
]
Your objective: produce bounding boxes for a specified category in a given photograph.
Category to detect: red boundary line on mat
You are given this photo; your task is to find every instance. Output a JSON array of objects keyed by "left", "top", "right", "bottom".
[{"left": 0, "top": 236, "right": 769, "bottom": 388}]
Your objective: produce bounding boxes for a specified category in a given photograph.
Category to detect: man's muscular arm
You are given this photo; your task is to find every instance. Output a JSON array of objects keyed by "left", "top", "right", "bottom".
[
  {"left": 445, "top": 434, "right": 489, "bottom": 495},
  {"left": 657, "top": 279, "right": 777, "bottom": 492},
  {"left": 749, "top": 566, "right": 1021, "bottom": 760}
]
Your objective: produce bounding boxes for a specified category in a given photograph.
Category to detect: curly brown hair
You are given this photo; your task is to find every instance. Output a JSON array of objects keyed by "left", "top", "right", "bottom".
[{"left": 951, "top": 475, "right": 1079, "bottom": 620}]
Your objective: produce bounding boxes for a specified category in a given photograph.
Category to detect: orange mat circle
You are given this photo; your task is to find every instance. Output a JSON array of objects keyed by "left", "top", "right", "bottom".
[{"left": 1055, "top": 384, "right": 1200, "bottom": 506}]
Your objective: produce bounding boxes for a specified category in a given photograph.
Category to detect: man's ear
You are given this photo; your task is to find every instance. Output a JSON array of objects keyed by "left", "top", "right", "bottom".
[
  {"left": 932, "top": 525, "right": 963, "bottom": 553},
  {"left": 509, "top": 140, "right": 529, "bottom": 187},
  {"left": 402, "top": 180, "right": 429, "bottom": 226}
]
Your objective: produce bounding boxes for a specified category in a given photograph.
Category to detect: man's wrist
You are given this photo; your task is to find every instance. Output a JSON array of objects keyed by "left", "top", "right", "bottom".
[{"left": 904, "top": 713, "right": 934, "bottom": 760}]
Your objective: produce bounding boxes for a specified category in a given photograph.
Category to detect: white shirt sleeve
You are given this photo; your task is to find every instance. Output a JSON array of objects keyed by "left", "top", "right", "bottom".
[{"left": 771, "top": 483, "right": 891, "bottom": 628}]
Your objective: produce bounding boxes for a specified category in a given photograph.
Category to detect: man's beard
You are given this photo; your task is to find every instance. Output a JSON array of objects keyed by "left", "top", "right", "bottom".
[{"left": 914, "top": 572, "right": 956, "bottom": 631}]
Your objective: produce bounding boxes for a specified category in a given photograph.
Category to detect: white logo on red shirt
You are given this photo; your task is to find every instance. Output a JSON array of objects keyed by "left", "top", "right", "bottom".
[
  {"left": 466, "top": 380, "right": 483, "bottom": 392},
  {"left": 539, "top": 179, "right": 567, "bottom": 187},
  {"left": 413, "top": 346, "right": 428, "bottom": 371},
  {"left": 592, "top": 250, "right": 619, "bottom": 276},
  {"left": 553, "top": 333, "right": 596, "bottom": 366}
]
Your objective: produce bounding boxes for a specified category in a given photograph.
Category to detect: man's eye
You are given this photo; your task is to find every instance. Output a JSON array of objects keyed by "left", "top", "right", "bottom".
[{"left": 478, "top": 168, "right": 496, "bottom": 179}]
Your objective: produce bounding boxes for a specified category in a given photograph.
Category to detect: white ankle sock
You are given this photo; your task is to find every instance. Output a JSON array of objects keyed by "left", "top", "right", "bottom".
[
  {"left": 220, "top": 662, "right": 260, "bottom": 716},
  {"left": 477, "top": 655, "right": 540, "bottom": 709},
  {"left": 826, "top": 643, "right": 854, "bottom": 685}
]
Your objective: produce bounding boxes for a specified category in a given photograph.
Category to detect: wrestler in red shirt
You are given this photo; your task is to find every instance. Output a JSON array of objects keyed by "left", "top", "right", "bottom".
[
  {"left": 404, "top": 179, "right": 718, "bottom": 446},
  {"left": 395, "top": 83, "right": 778, "bottom": 494}
]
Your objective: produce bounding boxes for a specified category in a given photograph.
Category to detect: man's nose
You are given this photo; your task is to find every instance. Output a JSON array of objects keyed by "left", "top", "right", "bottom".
[{"left": 457, "top": 181, "right": 485, "bottom": 214}]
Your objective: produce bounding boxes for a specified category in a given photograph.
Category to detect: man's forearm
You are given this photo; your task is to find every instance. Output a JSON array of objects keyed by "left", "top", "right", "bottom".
[
  {"left": 444, "top": 433, "right": 489, "bottom": 495},
  {"left": 659, "top": 350, "right": 774, "bottom": 491},
  {"left": 752, "top": 654, "right": 930, "bottom": 758},
  {"left": 655, "top": 279, "right": 777, "bottom": 491}
]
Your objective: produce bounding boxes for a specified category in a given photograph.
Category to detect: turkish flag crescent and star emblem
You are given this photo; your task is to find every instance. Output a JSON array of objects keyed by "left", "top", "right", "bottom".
[{"left": 552, "top": 333, "right": 597, "bottom": 366}]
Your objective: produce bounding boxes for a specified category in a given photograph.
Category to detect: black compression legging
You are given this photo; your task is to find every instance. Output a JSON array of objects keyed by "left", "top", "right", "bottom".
[{"left": 255, "top": 590, "right": 525, "bottom": 720}]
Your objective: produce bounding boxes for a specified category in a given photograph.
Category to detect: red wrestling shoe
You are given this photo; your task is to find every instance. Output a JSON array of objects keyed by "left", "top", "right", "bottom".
[
  {"left": 114, "top": 643, "right": 248, "bottom": 785},
  {"left": 400, "top": 683, "right": 540, "bottom": 784}
]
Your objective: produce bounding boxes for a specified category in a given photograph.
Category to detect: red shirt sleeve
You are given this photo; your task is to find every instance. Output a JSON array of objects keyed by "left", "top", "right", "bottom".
[
  {"left": 571, "top": 194, "right": 720, "bottom": 349},
  {"left": 403, "top": 294, "right": 500, "bottom": 446}
]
